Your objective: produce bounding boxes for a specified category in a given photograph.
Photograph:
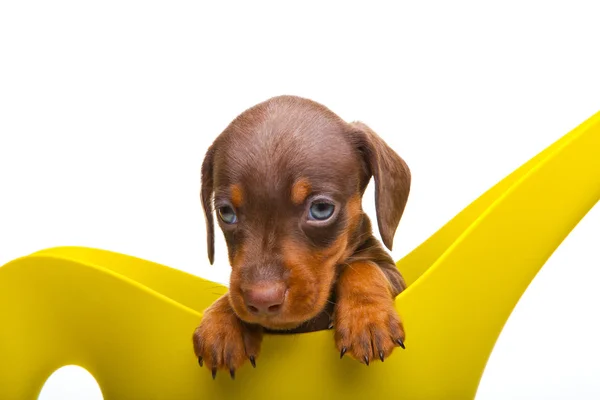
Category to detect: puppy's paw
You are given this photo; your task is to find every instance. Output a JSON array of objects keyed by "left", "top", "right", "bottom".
[
  {"left": 334, "top": 294, "right": 405, "bottom": 365},
  {"left": 192, "top": 295, "right": 262, "bottom": 379}
]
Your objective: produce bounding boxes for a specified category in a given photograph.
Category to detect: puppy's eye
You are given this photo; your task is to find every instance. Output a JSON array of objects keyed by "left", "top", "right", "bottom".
[
  {"left": 309, "top": 202, "right": 335, "bottom": 221},
  {"left": 218, "top": 206, "right": 237, "bottom": 224}
]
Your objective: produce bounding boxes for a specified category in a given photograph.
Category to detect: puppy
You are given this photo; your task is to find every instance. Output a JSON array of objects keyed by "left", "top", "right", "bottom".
[{"left": 193, "top": 95, "right": 410, "bottom": 379}]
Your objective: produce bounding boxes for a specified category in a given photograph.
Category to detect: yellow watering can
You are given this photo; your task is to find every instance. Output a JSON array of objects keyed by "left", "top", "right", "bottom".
[{"left": 1, "top": 111, "right": 599, "bottom": 400}]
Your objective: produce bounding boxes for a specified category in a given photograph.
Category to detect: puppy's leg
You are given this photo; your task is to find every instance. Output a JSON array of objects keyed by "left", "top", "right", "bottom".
[
  {"left": 334, "top": 261, "right": 405, "bottom": 365},
  {"left": 192, "top": 294, "right": 263, "bottom": 378}
]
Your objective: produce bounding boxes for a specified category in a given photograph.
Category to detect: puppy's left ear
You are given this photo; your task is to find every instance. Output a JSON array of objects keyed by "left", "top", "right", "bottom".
[
  {"left": 349, "top": 121, "right": 411, "bottom": 251},
  {"left": 201, "top": 143, "right": 216, "bottom": 264}
]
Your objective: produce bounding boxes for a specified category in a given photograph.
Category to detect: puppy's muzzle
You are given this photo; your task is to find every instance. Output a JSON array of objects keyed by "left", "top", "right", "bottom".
[{"left": 242, "top": 281, "right": 287, "bottom": 316}]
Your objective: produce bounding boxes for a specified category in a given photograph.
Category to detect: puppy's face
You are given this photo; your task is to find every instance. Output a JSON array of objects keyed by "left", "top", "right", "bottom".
[{"left": 201, "top": 96, "right": 410, "bottom": 330}]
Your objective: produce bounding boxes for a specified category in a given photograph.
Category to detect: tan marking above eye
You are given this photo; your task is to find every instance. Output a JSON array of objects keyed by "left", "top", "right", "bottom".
[
  {"left": 230, "top": 184, "right": 244, "bottom": 208},
  {"left": 291, "top": 177, "right": 312, "bottom": 205}
]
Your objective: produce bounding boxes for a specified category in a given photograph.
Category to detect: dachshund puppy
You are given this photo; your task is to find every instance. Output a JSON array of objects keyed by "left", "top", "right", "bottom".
[{"left": 193, "top": 95, "right": 410, "bottom": 379}]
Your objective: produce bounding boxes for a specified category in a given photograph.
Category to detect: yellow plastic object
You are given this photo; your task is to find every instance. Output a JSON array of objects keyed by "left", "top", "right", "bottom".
[{"left": 1, "top": 112, "right": 599, "bottom": 400}]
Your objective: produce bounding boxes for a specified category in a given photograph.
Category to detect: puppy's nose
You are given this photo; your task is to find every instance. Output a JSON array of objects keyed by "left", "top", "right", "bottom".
[{"left": 243, "top": 282, "right": 287, "bottom": 315}]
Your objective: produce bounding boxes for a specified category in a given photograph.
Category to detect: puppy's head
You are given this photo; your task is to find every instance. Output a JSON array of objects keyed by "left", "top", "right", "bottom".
[{"left": 201, "top": 96, "right": 410, "bottom": 330}]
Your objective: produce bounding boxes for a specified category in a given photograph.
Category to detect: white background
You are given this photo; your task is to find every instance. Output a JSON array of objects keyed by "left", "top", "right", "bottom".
[{"left": 1, "top": 1, "right": 599, "bottom": 399}]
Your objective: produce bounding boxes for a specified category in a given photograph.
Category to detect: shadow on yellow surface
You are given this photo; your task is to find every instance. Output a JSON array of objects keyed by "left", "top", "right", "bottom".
[{"left": 1, "top": 112, "right": 599, "bottom": 400}]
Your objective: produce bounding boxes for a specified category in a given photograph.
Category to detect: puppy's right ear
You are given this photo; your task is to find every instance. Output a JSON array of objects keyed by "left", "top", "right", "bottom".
[{"left": 201, "top": 144, "right": 216, "bottom": 264}]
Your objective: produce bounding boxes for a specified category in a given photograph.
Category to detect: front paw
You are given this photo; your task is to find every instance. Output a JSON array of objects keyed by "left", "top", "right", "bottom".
[
  {"left": 192, "top": 295, "right": 263, "bottom": 379},
  {"left": 334, "top": 295, "right": 405, "bottom": 365}
]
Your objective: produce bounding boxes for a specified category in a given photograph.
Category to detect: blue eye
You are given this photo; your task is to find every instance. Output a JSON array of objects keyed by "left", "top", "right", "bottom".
[
  {"left": 218, "top": 206, "right": 237, "bottom": 224},
  {"left": 309, "top": 202, "right": 335, "bottom": 221}
]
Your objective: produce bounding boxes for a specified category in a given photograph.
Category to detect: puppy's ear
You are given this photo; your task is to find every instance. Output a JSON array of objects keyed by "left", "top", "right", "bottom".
[
  {"left": 349, "top": 121, "right": 411, "bottom": 250},
  {"left": 201, "top": 144, "right": 216, "bottom": 264}
]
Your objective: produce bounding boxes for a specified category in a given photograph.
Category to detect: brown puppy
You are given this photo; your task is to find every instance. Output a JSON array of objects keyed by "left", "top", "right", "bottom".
[{"left": 193, "top": 95, "right": 410, "bottom": 379}]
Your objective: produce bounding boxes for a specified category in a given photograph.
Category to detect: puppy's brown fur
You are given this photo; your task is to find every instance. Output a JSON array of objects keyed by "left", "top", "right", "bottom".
[{"left": 193, "top": 95, "right": 410, "bottom": 377}]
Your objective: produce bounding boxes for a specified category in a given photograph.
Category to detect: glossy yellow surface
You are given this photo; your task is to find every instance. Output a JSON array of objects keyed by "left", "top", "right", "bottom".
[{"left": 1, "top": 112, "right": 599, "bottom": 400}]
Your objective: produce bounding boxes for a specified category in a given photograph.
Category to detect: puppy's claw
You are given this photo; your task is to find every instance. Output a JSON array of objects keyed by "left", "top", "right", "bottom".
[
  {"left": 396, "top": 338, "right": 405, "bottom": 349},
  {"left": 249, "top": 356, "right": 256, "bottom": 368},
  {"left": 230, "top": 369, "right": 235, "bottom": 380},
  {"left": 211, "top": 367, "right": 217, "bottom": 380},
  {"left": 198, "top": 357, "right": 203, "bottom": 367},
  {"left": 363, "top": 355, "right": 370, "bottom": 366},
  {"left": 340, "top": 347, "right": 347, "bottom": 359},
  {"left": 328, "top": 321, "right": 334, "bottom": 330},
  {"left": 379, "top": 351, "right": 385, "bottom": 362}
]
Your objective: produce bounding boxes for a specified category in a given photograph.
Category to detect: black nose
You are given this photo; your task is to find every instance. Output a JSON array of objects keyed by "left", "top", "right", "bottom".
[{"left": 243, "top": 282, "right": 287, "bottom": 315}]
